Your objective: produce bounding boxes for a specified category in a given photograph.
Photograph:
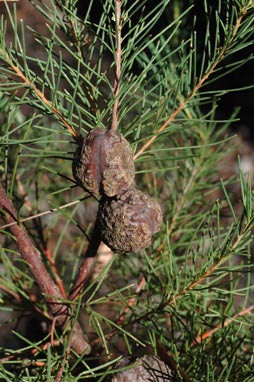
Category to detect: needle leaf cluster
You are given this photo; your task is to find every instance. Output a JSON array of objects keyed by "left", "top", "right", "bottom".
[{"left": 0, "top": 0, "right": 254, "bottom": 380}]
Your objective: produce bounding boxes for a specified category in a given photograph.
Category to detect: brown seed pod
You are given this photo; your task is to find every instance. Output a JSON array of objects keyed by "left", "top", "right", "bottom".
[
  {"left": 72, "top": 128, "right": 135, "bottom": 197},
  {"left": 112, "top": 355, "right": 173, "bottom": 382},
  {"left": 98, "top": 188, "right": 163, "bottom": 253}
]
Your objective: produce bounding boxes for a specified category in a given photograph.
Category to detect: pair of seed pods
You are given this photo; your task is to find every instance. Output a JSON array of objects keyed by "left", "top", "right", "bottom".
[{"left": 72, "top": 128, "right": 162, "bottom": 253}]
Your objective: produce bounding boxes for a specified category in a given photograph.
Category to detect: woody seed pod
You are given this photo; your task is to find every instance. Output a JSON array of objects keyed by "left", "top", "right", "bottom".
[
  {"left": 72, "top": 128, "right": 135, "bottom": 197},
  {"left": 98, "top": 188, "right": 163, "bottom": 253},
  {"left": 112, "top": 355, "right": 173, "bottom": 382}
]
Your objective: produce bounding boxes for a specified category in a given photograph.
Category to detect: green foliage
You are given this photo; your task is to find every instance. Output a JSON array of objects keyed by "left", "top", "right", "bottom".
[{"left": 0, "top": 0, "right": 254, "bottom": 380}]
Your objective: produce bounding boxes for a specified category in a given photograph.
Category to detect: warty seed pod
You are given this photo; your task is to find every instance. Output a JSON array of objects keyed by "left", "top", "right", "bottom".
[
  {"left": 112, "top": 355, "right": 173, "bottom": 382},
  {"left": 72, "top": 128, "right": 135, "bottom": 197},
  {"left": 98, "top": 188, "right": 163, "bottom": 253}
]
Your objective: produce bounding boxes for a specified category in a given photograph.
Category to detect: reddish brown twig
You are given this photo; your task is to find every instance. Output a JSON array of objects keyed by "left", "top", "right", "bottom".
[
  {"left": 91, "top": 253, "right": 235, "bottom": 346},
  {"left": 191, "top": 304, "right": 254, "bottom": 346},
  {"left": 133, "top": 6, "right": 249, "bottom": 160},
  {"left": 69, "top": 217, "right": 101, "bottom": 300},
  {"left": 69, "top": 0, "right": 123, "bottom": 298},
  {"left": 111, "top": 0, "right": 122, "bottom": 131},
  {"left": 44, "top": 248, "right": 67, "bottom": 299},
  {"left": 0, "top": 49, "right": 78, "bottom": 139},
  {"left": 0, "top": 353, "right": 46, "bottom": 368},
  {"left": 0, "top": 284, "right": 22, "bottom": 302},
  {"left": 54, "top": 340, "right": 72, "bottom": 382},
  {"left": 17, "top": 175, "right": 68, "bottom": 299},
  {"left": 0, "top": 199, "right": 83, "bottom": 230},
  {"left": 116, "top": 276, "right": 146, "bottom": 325},
  {"left": 0, "top": 182, "right": 90, "bottom": 354}
]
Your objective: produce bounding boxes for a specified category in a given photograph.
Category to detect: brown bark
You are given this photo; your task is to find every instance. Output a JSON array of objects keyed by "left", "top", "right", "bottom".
[{"left": 0, "top": 183, "right": 90, "bottom": 354}]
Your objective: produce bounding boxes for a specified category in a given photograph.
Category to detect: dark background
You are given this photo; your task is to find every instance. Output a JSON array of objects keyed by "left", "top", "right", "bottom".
[{"left": 77, "top": 0, "right": 254, "bottom": 142}]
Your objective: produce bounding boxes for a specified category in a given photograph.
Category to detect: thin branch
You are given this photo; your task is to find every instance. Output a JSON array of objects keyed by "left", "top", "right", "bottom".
[
  {"left": 95, "top": 230, "right": 248, "bottom": 346},
  {"left": 191, "top": 304, "right": 254, "bottom": 346},
  {"left": 168, "top": 164, "right": 200, "bottom": 237},
  {"left": 116, "top": 276, "right": 146, "bottom": 325},
  {"left": 129, "top": 226, "right": 249, "bottom": 325},
  {"left": 0, "top": 182, "right": 90, "bottom": 354},
  {"left": 0, "top": 284, "right": 22, "bottom": 302},
  {"left": 0, "top": 49, "right": 78, "bottom": 139},
  {"left": 0, "top": 198, "right": 83, "bottom": 230},
  {"left": 68, "top": 0, "right": 123, "bottom": 300},
  {"left": 133, "top": 6, "right": 248, "bottom": 160},
  {"left": 111, "top": 0, "right": 122, "bottom": 131},
  {"left": 91, "top": 258, "right": 227, "bottom": 347},
  {"left": 44, "top": 248, "right": 67, "bottom": 299},
  {"left": 68, "top": 216, "right": 101, "bottom": 300},
  {"left": 129, "top": 257, "right": 227, "bottom": 328},
  {"left": 54, "top": 341, "right": 71, "bottom": 382},
  {"left": 17, "top": 175, "right": 67, "bottom": 297}
]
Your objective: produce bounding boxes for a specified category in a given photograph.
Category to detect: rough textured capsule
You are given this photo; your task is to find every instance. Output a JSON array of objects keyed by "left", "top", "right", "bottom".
[
  {"left": 98, "top": 188, "right": 163, "bottom": 253},
  {"left": 112, "top": 355, "right": 173, "bottom": 382},
  {"left": 72, "top": 128, "right": 135, "bottom": 197}
]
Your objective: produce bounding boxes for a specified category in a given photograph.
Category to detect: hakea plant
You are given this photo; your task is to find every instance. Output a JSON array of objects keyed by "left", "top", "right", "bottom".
[{"left": 0, "top": 0, "right": 254, "bottom": 381}]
